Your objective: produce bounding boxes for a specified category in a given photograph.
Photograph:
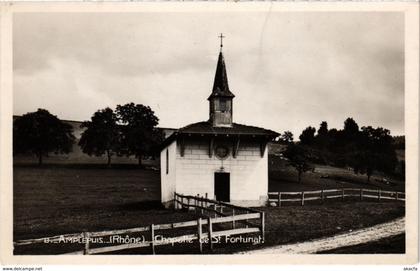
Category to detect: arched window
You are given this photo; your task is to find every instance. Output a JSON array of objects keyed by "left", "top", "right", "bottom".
[{"left": 219, "top": 99, "right": 227, "bottom": 112}]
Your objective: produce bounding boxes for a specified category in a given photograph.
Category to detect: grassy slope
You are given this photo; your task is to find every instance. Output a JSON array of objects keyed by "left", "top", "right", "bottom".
[{"left": 269, "top": 155, "right": 405, "bottom": 192}]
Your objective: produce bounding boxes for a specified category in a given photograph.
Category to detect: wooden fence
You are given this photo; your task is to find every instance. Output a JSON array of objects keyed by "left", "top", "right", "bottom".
[
  {"left": 174, "top": 192, "right": 265, "bottom": 250},
  {"left": 268, "top": 188, "right": 405, "bottom": 207},
  {"left": 14, "top": 194, "right": 264, "bottom": 255}
]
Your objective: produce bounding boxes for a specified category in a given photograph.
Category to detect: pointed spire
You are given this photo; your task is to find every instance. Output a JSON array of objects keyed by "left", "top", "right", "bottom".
[{"left": 208, "top": 51, "right": 235, "bottom": 100}]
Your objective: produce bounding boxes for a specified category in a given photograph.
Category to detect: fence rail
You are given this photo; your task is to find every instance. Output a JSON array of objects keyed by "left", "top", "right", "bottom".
[
  {"left": 268, "top": 188, "right": 405, "bottom": 207},
  {"left": 14, "top": 193, "right": 264, "bottom": 255}
]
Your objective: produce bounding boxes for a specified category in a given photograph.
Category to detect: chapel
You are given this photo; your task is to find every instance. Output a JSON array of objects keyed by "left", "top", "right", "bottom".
[{"left": 160, "top": 36, "right": 279, "bottom": 207}]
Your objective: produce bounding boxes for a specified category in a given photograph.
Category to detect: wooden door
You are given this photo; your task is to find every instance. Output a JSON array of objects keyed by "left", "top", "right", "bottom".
[{"left": 214, "top": 172, "right": 230, "bottom": 202}]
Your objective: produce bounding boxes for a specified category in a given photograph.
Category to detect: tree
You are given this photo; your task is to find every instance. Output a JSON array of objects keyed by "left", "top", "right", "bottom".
[
  {"left": 116, "top": 103, "right": 160, "bottom": 166},
  {"left": 349, "top": 126, "right": 397, "bottom": 182},
  {"left": 343, "top": 117, "right": 359, "bottom": 138},
  {"left": 79, "top": 108, "right": 120, "bottom": 166},
  {"left": 392, "top": 135, "right": 405, "bottom": 149},
  {"left": 351, "top": 150, "right": 377, "bottom": 182},
  {"left": 283, "top": 143, "right": 314, "bottom": 182},
  {"left": 13, "top": 109, "right": 75, "bottom": 165},
  {"left": 317, "top": 121, "right": 328, "bottom": 137},
  {"left": 316, "top": 121, "right": 329, "bottom": 148},
  {"left": 299, "top": 126, "right": 316, "bottom": 145},
  {"left": 279, "top": 131, "right": 294, "bottom": 144}
]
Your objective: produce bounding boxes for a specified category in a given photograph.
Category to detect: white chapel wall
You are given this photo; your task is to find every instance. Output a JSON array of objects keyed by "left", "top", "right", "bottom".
[
  {"left": 175, "top": 139, "right": 268, "bottom": 207},
  {"left": 160, "top": 141, "right": 177, "bottom": 206}
]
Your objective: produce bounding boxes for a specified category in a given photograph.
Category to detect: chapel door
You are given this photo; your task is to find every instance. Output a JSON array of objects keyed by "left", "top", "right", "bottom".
[{"left": 214, "top": 172, "right": 230, "bottom": 202}]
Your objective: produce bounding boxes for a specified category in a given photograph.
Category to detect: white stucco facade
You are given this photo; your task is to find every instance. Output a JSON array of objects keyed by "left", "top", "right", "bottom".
[{"left": 160, "top": 139, "right": 268, "bottom": 207}]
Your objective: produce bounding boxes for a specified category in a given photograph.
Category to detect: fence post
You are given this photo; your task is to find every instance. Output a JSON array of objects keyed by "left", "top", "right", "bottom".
[
  {"left": 232, "top": 209, "right": 236, "bottom": 229},
  {"left": 301, "top": 192, "right": 305, "bottom": 206},
  {"left": 245, "top": 210, "right": 249, "bottom": 228},
  {"left": 174, "top": 193, "right": 176, "bottom": 210},
  {"left": 360, "top": 189, "right": 363, "bottom": 201},
  {"left": 396, "top": 192, "right": 399, "bottom": 201},
  {"left": 196, "top": 194, "right": 199, "bottom": 213},
  {"left": 213, "top": 204, "right": 217, "bottom": 218},
  {"left": 83, "top": 232, "right": 90, "bottom": 255},
  {"left": 260, "top": 212, "right": 265, "bottom": 243},
  {"left": 201, "top": 196, "right": 204, "bottom": 215},
  {"left": 341, "top": 189, "right": 345, "bottom": 201},
  {"left": 321, "top": 190, "right": 324, "bottom": 202},
  {"left": 378, "top": 189, "right": 381, "bottom": 201},
  {"left": 150, "top": 224, "right": 155, "bottom": 255},
  {"left": 208, "top": 217, "right": 213, "bottom": 251},
  {"left": 197, "top": 218, "right": 203, "bottom": 253},
  {"left": 278, "top": 193, "right": 282, "bottom": 207}
]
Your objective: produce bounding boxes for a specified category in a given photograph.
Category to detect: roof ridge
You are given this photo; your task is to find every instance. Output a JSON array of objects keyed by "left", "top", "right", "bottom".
[{"left": 176, "top": 120, "right": 279, "bottom": 136}]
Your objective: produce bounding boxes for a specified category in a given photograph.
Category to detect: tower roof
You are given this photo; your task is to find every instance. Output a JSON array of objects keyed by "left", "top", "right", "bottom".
[{"left": 207, "top": 51, "right": 235, "bottom": 100}]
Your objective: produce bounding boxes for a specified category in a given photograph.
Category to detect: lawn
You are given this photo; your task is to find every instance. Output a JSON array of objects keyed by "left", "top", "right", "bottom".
[
  {"left": 213, "top": 200, "right": 405, "bottom": 254},
  {"left": 14, "top": 164, "right": 165, "bottom": 240}
]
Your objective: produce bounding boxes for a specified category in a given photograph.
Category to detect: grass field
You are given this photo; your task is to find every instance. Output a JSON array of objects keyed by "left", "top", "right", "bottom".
[
  {"left": 213, "top": 200, "right": 405, "bottom": 254},
  {"left": 14, "top": 164, "right": 163, "bottom": 240},
  {"left": 13, "top": 159, "right": 406, "bottom": 254}
]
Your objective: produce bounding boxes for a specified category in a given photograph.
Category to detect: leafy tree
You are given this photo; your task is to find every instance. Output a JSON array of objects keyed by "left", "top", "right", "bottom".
[
  {"left": 317, "top": 121, "right": 328, "bottom": 137},
  {"left": 279, "top": 131, "right": 294, "bottom": 144},
  {"left": 327, "top": 128, "right": 339, "bottom": 149},
  {"left": 392, "top": 135, "right": 405, "bottom": 149},
  {"left": 116, "top": 103, "right": 160, "bottom": 166},
  {"left": 13, "top": 109, "right": 75, "bottom": 165},
  {"left": 283, "top": 143, "right": 314, "bottom": 182},
  {"left": 349, "top": 126, "right": 397, "bottom": 182},
  {"left": 299, "top": 126, "right": 316, "bottom": 145},
  {"left": 79, "top": 108, "right": 120, "bottom": 166},
  {"left": 316, "top": 121, "right": 329, "bottom": 148},
  {"left": 351, "top": 150, "right": 377, "bottom": 182},
  {"left": 396, "top": 160, "right": 405, "bottom": 180},
  {"left": 343, "top": 117, "right": 359, "bottom": 138}
]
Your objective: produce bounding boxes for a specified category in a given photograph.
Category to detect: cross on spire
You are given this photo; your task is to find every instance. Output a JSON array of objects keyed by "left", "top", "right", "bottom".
[{"left": 219, "top": 33, "right": 225, "bottom": 50}]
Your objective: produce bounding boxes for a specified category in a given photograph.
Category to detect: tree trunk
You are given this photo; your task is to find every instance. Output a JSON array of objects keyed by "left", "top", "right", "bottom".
[
  {"left": 138, "top": 155, "right": 142, "bottom": 167},
  {"left": 298, "top": 171, "right": 302, "bottom": 182},
  {"left": 366, "top": 168, "right": 373, "bottom": 183},
  {"left": 38, "top": 153, "right": 43, "bottom": 165},
  {"left": 107, "top": 150, "right": 111, "bottom": 167}
]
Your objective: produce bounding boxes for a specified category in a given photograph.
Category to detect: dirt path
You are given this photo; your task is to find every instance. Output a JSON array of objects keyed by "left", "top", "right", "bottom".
[{"left": 239, "top": 217, "right": 405, "bottom": 254}]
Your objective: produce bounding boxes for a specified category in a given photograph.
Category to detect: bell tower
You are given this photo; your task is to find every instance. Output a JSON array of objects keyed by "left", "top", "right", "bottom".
[{"left": 208, "top": 34, "right": 235, "bottom": 127}]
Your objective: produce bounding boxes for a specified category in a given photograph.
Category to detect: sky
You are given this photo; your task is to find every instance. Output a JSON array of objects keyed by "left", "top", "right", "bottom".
[{"left": 13, "top": 12, "right": 404, "bottom": 137}]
